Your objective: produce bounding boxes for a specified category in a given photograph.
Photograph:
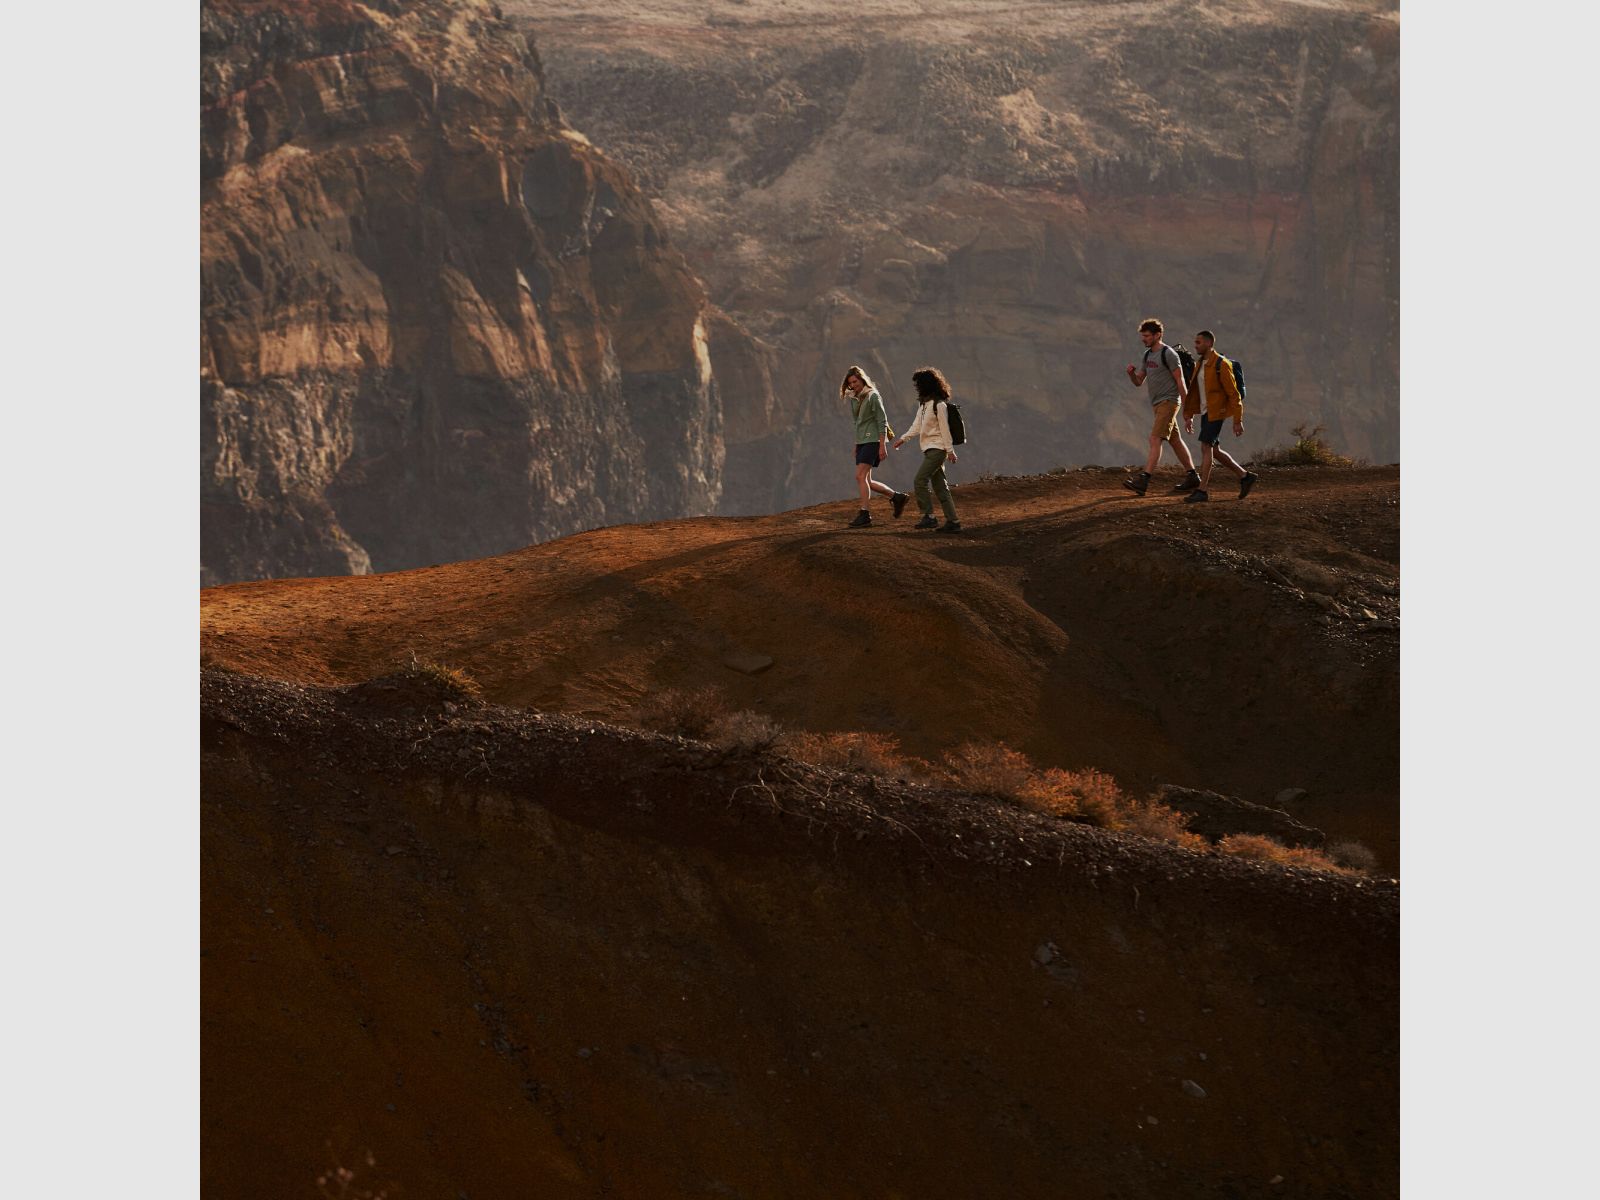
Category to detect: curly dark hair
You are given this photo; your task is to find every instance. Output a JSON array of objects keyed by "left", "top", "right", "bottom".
[
  {"left": 911, "top": 366, "right": 951, "bottom": 402},
  {"left": 1138, "top": 317, "right": 1164, "bottom": 336}
]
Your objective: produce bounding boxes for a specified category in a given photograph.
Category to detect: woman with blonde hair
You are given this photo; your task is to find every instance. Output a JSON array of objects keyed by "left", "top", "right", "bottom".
[{"left": 840, "top": 364, "right": 909, "bottom": 528}]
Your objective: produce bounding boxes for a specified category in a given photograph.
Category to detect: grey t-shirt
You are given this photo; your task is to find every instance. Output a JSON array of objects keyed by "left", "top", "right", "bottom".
[{"left": 1142, "top": 344, "right": 1182, "bottom": 406}]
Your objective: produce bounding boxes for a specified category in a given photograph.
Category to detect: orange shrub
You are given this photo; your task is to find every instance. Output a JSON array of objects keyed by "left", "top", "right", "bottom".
[
  {"left": 1218, "top": 834, "right": 1352, "bottom": 874},
  {"left": 942, "top": 742, "right": 1034, "bottom": 798},
  {"left": 1118, "top": 799, "right": 1208, "bottom": 850},
  {"left": 780, "top": 731, "right": 915, "bottom": 778},
  {"left": 1020, "top": 766, "right": 1125, "bottom": 826}
]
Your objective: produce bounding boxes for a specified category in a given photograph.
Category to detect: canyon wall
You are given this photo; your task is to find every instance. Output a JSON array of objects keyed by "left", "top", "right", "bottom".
[
  {"left": 514, "top": 1, "right": 1399, "bottom": 513},
  {"left": 201, "top": 0, "right": 744, "bottom": 582}
]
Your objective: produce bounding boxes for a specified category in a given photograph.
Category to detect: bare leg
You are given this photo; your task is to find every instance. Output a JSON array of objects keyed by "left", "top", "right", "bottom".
[
  {"left": 1167, "top": 427, "right": 1196, "bottom": 472},
  {"left": 1145, "top": 434, "right": 1165, "bottom": 475},
  {"left": 1198, "top": 442, "right": 1215, "bottom": 489},
  {"left": 867, "top": 475, "right": 896, "bottom": 498},
  {"left": 856, "top": 464, "right": 872, "bottom": 507},
  {"left": 1212, "top": 444, "right": 1247, "bottom": 478}
]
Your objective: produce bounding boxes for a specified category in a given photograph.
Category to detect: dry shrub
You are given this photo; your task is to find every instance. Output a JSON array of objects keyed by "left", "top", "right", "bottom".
[
  {"left": 632, "top": 687, "right": 730, "bottom": 740},
  {"left": 780, "top": 731, "right": 913, "bottom": 777},
  {"left": 1326, "top": 839, "right": 1379, "bottom": 873},
  {"left": 942, "top": 742, "right": 1034, "bottom": 798},
  {"left": 709, "top": 709, "right": 783, "bottom": 755},
  {"left": 1256, "top": 423, "right": 1359, "bottom": 468},
  {"left": 1117, "top": 799, "right": 1209, "bottom": 851},
  {"left": 1218, "top": 833, "right": 1352, "bottom": 874},
  {"left": 399, "top": 655, "right": 482, "bottom": 699},
  {"left": 1020, "top": 766, "right": 1125, "bottom": 826}
]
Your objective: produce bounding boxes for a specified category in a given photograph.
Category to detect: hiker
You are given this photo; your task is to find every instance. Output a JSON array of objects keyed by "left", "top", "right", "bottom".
[
  {"left": 891, "top": 366, "right": 962, "bottom": 533},
  {"left": 841, "top": 365, "right": 909, "bottom": 528},
  {"left": 1181, "top": 330, "right": 1259, "bottom": 502},
  {"left": 1123, "top": 317, "right": 1200, "bottom": 496}
]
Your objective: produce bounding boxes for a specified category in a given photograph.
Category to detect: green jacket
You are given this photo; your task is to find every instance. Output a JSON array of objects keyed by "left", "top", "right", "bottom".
[{"left": 850, "top": 389, "right": 889, "bottom": 444}]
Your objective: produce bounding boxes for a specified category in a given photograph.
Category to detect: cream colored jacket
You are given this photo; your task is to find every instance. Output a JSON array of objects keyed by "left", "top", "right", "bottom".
[{"left": 901, "top": 399, "right": 954, "bottom": 453}]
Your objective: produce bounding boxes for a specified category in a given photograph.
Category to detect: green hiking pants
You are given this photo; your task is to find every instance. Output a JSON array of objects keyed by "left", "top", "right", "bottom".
[{"left": 914, "top": 448, "right": 958, "bottom": 522}]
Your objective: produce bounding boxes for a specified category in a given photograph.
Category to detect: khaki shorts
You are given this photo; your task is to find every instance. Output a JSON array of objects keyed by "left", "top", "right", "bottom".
[{"left": 1150, "top": 400, "right": 1180, "bottom": 439}]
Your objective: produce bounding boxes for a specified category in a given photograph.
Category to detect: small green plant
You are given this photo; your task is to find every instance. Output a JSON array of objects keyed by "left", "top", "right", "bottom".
[{"left": 1256, "top": 423, "right": 1359, "bottom": 468}]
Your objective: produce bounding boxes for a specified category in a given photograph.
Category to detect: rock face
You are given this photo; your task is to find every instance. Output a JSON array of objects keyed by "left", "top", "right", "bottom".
[
  {"left": 1156, "top": 785, "right": 1327, "bottom": 848},
  {"left": 201, "top": 0, "right": 746, "bottom": 583},
  {"left": 512, "top": 1, "right": 1399, "bottom": 513}
]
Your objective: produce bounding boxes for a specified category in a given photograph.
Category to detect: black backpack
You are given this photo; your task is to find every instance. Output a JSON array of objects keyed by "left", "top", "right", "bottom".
[
  {"left": 1146, "top": 343, "right": 1196, "bottom": 383},
  {"left": 944, "top": 400, "right": 967, "bottom": 446}
]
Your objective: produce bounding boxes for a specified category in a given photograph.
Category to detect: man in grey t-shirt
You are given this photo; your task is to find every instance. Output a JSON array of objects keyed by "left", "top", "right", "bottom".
[{"left": 1122, "top": 316, "right": 1199, "bottom": 496}]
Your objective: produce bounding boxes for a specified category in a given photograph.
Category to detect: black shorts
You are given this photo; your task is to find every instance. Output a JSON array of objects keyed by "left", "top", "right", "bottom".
[
  {"left": 1199, "top": 415, "right": 1227, "bottom": 445},
  {"left": 854, "top": 442, "right": 882, "bottom": 467}
]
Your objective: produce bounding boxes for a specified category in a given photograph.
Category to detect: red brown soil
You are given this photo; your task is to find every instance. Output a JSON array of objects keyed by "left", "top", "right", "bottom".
[
  {"left": 202, "top": 668, "right": 1398, "bottom": 1199},
  {"left": 202, "top": 466, "right": 1400, "bottom": 864}
]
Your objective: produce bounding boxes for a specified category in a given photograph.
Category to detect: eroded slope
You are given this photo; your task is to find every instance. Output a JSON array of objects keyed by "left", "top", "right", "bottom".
[
  {"left": 202, "top": 465, "right": 1400, "bottom": 861},
  {"left": 203, "top": 669, "right": 1398, "bottom": 1198}
]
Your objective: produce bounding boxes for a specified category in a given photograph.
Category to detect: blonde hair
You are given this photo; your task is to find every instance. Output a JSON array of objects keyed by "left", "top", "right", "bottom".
[{"left": 840, "top": 364, "right": 877, "bottom": 397}]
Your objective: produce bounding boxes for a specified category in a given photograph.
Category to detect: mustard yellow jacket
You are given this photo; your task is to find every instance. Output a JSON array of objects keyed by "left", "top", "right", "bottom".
[{"left": 1183, "top": 350, "right": 1244, "bottom": 422}]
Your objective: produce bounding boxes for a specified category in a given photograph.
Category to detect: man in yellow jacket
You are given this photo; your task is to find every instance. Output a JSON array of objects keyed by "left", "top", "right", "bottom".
[{"left": 1181, "top": 330, "right": 1259, "bottom": 502}]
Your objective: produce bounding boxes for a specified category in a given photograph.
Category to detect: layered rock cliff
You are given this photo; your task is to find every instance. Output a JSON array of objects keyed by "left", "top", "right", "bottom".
[
  {"left": 201, "top": 0, "right": 739, "bottom": 583},
  {"left": 513, "top": 0, "right": 1399, "bottom": 513}
]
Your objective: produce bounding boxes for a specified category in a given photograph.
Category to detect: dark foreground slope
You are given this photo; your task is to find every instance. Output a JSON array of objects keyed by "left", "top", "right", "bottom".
[{"left": 203, "top": 670, "right": 1397, "bottom": 1199}]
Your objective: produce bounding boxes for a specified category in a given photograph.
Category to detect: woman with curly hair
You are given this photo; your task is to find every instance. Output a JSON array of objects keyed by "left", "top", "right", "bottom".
[
  {"left": 891, "top": 366, "right": 961, "bottom": 532},
  {"left": 840, "top": 365, "right": 909, "bottom": 528}
]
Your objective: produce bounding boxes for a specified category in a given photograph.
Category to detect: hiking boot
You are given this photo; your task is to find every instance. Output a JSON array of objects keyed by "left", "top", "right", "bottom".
[
  {"left": 1183, "top": 489, "right": 1209, "bottom": 503},
  {"left": 1122, "top": 472, "right": 1150, "bottom": 496},
  {"left": 847, "top": 510, "right": 872, "bottom": 528},
  {"left": 891, "top": 491, "right": 910, "bottom": 519},
  {"left": 1238, "top": 471, "right": 1259, "bottom": 499},
  {"left": 914, "top": 515, "right": 939, "bottom": 530},
  {"left": 935, "top": 521, "right": 964, "bottom": 534},
  {"left": 1173, "top": 469, "right": 1202, "bottom": 492}
]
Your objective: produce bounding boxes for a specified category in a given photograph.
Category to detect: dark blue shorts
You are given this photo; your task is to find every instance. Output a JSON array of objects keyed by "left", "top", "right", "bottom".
[
  {"left": 855, "top": 442, "right": 882, "bottom": 467},
  {"left": 1199, "top": 415, "right": 1227, "bottom": 445}
]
